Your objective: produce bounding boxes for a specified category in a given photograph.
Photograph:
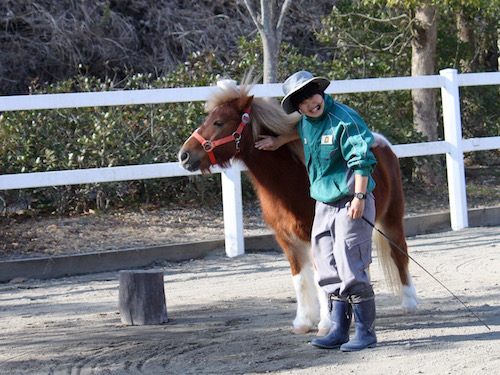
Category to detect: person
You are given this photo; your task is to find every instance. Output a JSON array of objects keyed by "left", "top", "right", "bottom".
[{"left": 255, "top": 71, "right": 378, "bottom": 352}]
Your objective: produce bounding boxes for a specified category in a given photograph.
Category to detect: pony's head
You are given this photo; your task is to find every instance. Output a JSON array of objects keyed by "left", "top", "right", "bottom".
[
  {"left": 178, "top": 79, "right": 254, "bottom": 173},
  {"left": 178, "top": 76, "right": 302, "bottom": 173}
]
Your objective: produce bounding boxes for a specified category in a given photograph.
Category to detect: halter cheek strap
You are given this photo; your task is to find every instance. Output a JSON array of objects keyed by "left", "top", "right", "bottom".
[{"left": 191, "top": 106, "right": 251, "bottom": 166}]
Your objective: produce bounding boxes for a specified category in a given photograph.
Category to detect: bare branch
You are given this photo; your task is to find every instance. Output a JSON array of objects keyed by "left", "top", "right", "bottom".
[
  {"left": 276, "top": 0, "right": 294, "bottom": 39},
  {"left": 243, "top": 0, "right": 263, "bottom": 31},
  {"left": 333, "top": 12, "right": 410, "bottom": 24}
]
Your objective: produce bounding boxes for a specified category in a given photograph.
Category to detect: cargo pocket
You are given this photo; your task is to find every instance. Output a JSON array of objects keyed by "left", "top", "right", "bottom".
[{"left": 345, "top": 235, "right": 372, "bottom": 272}]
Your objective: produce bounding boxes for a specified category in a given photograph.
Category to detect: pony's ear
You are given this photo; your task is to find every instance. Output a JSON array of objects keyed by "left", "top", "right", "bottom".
[{"left": 237, "top": 95, "right": 254, "bottom": 111}]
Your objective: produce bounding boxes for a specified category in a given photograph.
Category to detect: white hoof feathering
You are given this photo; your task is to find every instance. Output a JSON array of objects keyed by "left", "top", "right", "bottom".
[
  {"left": 292, "top": 264, "right": 320, "bottom": 334},
  {"left": 401, "top": 278, "right": 418, "bottom": 314}
]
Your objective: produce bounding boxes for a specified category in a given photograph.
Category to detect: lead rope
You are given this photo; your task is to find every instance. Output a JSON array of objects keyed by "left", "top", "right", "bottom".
[{"left": 361, "top": 215, "right": 490, "bottom": 330}]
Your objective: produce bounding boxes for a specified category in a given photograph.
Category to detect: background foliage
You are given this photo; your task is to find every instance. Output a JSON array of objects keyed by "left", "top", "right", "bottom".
[{"left": 0, "top": 0, "right": 498, "bottom": 216}]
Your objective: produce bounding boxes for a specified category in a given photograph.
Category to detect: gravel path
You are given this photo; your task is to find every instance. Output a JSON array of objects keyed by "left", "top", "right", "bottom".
[{"left": 0, "top": 226, "right": 499, "bottom": 374}]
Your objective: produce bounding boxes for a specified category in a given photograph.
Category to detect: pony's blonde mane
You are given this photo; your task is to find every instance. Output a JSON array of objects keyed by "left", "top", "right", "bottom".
[{"left": 206, "top": 75, "right": 304, "bottom": 161}]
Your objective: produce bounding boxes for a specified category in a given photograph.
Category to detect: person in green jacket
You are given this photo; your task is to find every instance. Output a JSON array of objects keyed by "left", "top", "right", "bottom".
[{"left": 255, "top": 70, "right": 378, "bottom": 352}]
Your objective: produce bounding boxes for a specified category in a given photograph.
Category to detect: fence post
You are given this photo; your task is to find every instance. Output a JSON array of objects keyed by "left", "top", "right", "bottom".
[
  {"left": 221, "top": 163, "right": 245, "bottom": 257},
  {"left": 440, "top": 68, "right": 468, "bottom": 230}
]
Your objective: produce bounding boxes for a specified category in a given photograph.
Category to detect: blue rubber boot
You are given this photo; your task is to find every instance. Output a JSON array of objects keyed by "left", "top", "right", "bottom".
[
  {"left": 340, "top": 290, "right": 377, "bottom": 352},
  {"left": 311, "top": 299, "right": 352, "bottom": 349}
]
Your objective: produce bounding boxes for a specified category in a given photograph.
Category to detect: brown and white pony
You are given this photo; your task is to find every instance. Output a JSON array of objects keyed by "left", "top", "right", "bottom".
[{"left": 178, "top": 79, "right": 418, "bottom": 335}]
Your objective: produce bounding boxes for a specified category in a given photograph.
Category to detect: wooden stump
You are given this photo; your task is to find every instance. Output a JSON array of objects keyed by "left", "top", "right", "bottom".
[{"left": 118, "top": 270, "right": 168, "bottom": 325}]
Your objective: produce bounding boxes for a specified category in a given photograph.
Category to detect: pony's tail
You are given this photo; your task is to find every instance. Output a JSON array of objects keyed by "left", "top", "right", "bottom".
[{"left": 373, "top": 222, "right": 401, "bottom": 296}]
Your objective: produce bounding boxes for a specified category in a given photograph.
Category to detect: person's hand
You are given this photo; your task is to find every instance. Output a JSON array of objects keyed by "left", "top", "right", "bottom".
[
  {"left": 255, "top": 135, "right": 281, "bottom": 151},
  {"left": 348, "top": 197, "right": 365, "bottom": 219}
]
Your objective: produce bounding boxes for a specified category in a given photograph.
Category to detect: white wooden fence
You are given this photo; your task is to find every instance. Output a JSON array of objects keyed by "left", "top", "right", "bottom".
[{"left": 1, "top": 68, "right": 499, "bottom": 257}]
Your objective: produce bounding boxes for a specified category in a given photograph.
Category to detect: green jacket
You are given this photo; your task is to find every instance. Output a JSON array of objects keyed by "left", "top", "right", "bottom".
[{"left": 297, "top": 95, "right": 377, "bottom": 203}]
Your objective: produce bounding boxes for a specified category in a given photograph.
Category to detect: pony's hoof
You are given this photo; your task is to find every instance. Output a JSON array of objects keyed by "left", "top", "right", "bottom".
[
  {"left": 402, "top": 306, "right": 418, "bottom": 315},
  {"left": 401, "top": 297, "right": 418, "bottom": 315},
  {"left": 317, "top": 327, "right": 330, "bottom": 336},
  {"left": 401, "top": 284, "right": 418, "bottom": 315},
  {"left": 293, "top": 326, "right": 311, "bottom": 334}
]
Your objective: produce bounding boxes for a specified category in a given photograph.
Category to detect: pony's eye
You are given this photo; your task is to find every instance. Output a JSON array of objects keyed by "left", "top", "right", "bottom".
[{"left": 213, "top": 121, "right": 224, "bottom": 128}]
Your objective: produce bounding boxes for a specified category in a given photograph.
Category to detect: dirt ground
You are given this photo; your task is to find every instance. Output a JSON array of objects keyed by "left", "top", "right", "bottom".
[
  {"left": 0, "top": 225, "right": 499, "bottom": 374},
  {"left": 0, "top": 204, "right": 271, "bottom": 261}
]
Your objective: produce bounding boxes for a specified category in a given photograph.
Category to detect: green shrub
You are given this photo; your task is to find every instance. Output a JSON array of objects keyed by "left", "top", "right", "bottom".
[{"left": 1, "top": 33, "right": 497, "bottom": 216}]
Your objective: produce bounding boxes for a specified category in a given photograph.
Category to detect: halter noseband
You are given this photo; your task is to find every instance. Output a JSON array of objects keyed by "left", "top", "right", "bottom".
[{"left": 191, "top": 105, "right": 251, "bottom": 166}]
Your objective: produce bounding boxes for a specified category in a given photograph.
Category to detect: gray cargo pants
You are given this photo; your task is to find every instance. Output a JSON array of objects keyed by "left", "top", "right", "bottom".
[{"left": 312, "top": 194, "right": 376, "bottom": 298}]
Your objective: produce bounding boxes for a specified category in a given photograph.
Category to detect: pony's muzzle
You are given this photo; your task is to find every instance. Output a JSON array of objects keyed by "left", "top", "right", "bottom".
[{"left": 178, "top": 148, "right": 200, "bottom": 172}]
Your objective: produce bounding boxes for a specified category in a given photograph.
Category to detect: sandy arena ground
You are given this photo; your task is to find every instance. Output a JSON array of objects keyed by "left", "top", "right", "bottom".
[{"left": 0, "top": 226, "right": 499, "bottom": 374}]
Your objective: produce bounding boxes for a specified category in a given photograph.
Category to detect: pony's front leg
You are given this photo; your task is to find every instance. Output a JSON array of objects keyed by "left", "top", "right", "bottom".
[
  {"left": 291, "top": 260, "right": 320, "bottom": 334},
  {"left": 315, "top": 269, "right": 331, "bottom": 336}
]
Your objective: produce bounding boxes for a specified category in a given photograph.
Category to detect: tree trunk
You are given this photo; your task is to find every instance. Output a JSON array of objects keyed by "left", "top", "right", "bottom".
[
  {"left": 243, "top": 0, "right": 293, "bottom": 83},
  {"left": 497, "top": 26, "right": 500, "bottom": 72},
  {"left": 119, "top": 270, "right": 168, "bottom": 325},
  {"left": 456, "top": 8, "right": 476, "bottom": 72},
  {"left": 261, "top": 33, "right": 279, "bottom": 83},
  {"left": 411, "top": 5, "right": 442, "bottom": 185}
]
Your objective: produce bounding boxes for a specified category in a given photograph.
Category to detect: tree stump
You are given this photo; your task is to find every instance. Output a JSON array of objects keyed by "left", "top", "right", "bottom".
[{"left": 118, "top": 270, "right": 168, "bottom": 325}]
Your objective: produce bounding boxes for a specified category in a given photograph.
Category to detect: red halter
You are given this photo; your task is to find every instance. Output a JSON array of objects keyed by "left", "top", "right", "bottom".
[{"left": 191, "top": 106, "right": 251, "bottom": 166}]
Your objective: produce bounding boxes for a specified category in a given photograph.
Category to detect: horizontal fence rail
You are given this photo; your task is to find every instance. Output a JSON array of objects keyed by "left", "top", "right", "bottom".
[{"left": 1, "top": 69, "right": 499, "bottom": 257}]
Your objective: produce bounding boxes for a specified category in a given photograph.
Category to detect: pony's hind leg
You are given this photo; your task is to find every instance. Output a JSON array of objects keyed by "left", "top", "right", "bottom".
[
  {"left": 401, "top": 273, "right": 418, "bottom": 314},
  {"left": 374, "top": 226, "right": 418, "bottom": 314},
  {"left": 388, "top": 231, "right": 418, "bottom": 314},
  {"left": 371, "top": 139, "right": 418, "bottom": 313}
]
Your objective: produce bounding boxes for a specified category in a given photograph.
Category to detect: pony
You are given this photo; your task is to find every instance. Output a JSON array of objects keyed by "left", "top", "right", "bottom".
[{"left": 178, "top": 78, "right": 418, "bottom": 335}]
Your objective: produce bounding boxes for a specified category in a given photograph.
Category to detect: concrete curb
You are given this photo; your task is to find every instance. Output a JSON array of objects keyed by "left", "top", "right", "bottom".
[
  {"left": 403, "top": 206, "right": 500, "bottom": 236},
  {"left": 1, "top": 206, "right": 498, "bottom": 283}
]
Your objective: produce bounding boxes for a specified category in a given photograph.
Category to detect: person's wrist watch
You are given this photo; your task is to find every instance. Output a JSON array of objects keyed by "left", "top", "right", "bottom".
[{"left": 354, "top": 192, "right": 367, "bottom": 200}]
